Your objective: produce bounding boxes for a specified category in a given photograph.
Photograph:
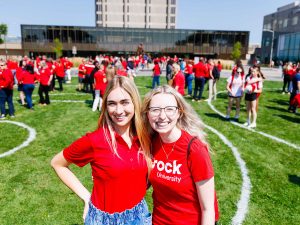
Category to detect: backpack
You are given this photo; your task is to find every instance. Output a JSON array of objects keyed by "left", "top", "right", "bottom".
[{"left": 212, "top": 66, "right": 220, "bottom": 79}]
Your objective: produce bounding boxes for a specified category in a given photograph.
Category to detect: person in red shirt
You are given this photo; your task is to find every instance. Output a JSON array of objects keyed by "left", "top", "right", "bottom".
[
  {"left": 78, "top": 59, "right": 86, "bottom": 91},
  {"left": 152, "top": 61, "right": 161, "bottom": 89},
  {"left": 0, "top": 61, "right": 15, "bottom": 118},
  {"left": 64, "top": 57, "right": 73, "bottom": 83},
  {"left": 51, "top": 76, "right": 152, "bottom": 224},
  {"left": 172, "top": 63, "right": 185, "bottom": 96},
  {"left": 16, "top": 60, "right": 27, "bottom": 105},
  {"left": 92, "top": 64, "right": 107, "bottom": 111},
  {"left": 184, "top": 60, "right": 194, "bottom": 97},
  {"left": 142, "top": 85, "right": 219, "bottom": 225},
  {"left": 53, "top": 59, "right": 65, "bottom": 91},
  {"left": 37, "top": 61, "right": 53, "bottom": 105},
  {"left": 19, "top": 64, "right": 38, "bottom": 110},
  {"left": 192, "top": 57, "right": 208, "bottom": 102}
]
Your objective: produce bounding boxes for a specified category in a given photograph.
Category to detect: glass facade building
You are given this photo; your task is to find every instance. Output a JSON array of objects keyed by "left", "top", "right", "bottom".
[
  {"left": 21, "top": 24, "right": 249, "bottom": 59},
  {"left": 261, "top": 1, "right": 300, "bottom": 63},
  {"left": 277, "top": 32, "right": 300, "bottom": 61}
]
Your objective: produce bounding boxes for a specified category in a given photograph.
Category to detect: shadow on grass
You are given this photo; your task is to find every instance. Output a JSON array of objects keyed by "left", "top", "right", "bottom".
[
  {"left": 85, "top": 100, "right": 93, "bottom": 108},
  {"left": 204, "top": 113, "right": 229, "bottom": 122},
  {"left": 265, "top": 105, "right": 288, "bottom": 113},
  {"left": 277, "top": 114, "right": 300, "bottom": 123},
  {"left": 217, "top": 93, "right": 228, "bottom": 99},
  {"left": 270, "top": 99, "right": 289, "bottom": 105},
  {"left": 288, "top": 174, "right": 300, "bottom": 186}
]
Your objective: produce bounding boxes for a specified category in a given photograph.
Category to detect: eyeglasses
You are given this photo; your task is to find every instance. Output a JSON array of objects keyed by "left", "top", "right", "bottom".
[{"left": 148, "top": 106, "right": 178, "bottom": 117}]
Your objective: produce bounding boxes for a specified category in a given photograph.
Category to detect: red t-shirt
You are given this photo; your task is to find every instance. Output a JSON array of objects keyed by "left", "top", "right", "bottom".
[
  {"left": 54, "top": 63, "right": 65, "bottom": 77},
  {"left": 172, "top": 71, "right": 185, "bottom": 96},
  {"left": 20, "top": 71, "right": 37, "bottom": 85},
  {"left": 63, "top": 127, "right": 148, "bottom": 213},
  {"left": 0, "top": 69, "right": 14, "bottom": 89},
  {"left": 153, "top": 64, "right": 161, "bottom": 76},
  {"left": 150, "top": 130, "right": 219, "bottom": 225},
  {"left": 185, "top": 64, "right": 193, "bottom": 74},
  {"left": 85, "top": 63, "right": 95, "bottom": 75},
  {"left": 38, "top": 68, "right": 52, "bottom": 86},
  {"left": 78, "top": 64, "right": 86, "bottom": 78},
  {"left": 193, "top": 62, "right": 207, "bottom": 78},
  {"left": 94, "top": 70, "right": 107, "bottom": 96}
]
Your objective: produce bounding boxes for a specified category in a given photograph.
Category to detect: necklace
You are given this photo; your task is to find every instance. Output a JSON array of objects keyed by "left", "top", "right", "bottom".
[{"left": 159, "top": 137, "right": 177, "bottom": 160}]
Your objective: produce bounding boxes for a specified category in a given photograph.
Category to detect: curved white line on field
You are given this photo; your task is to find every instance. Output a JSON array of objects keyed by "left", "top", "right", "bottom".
[
  {"left": 0, "top": 121, "right": 36, "bottom": 158},
  {"left": 208, "top": 91, "right": 300, "bottom": 151},
  {"left": 204, "top": 124, "right": 251, "bottom": 225}
]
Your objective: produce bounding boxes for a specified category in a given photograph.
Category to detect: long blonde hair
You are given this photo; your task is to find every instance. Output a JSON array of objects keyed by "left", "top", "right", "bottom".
[
  {"left": 98, "top": 76, "right": 151, "bottom": 166},
  {"left": 141, "top": 85, "right": 207, "bottom": 145}
]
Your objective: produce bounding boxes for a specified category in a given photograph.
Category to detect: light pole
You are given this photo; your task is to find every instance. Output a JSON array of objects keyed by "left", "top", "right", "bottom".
[{"left": 263, "top": 29, "right": 274, "bottom": 66}]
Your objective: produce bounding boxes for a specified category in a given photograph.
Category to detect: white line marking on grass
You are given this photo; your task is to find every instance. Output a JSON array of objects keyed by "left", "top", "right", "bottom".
[
  {"left": 204, "top": 124, "right": 251, "bottom": 225},
  {"left": 208, "top": 91, "right": 300, "bottom": 151},
  {"left": 0, "top": 121, "right": 36, "bottom": 158},
  {"left": 32, "top": 93, "right": 87, "bottom": 97}
]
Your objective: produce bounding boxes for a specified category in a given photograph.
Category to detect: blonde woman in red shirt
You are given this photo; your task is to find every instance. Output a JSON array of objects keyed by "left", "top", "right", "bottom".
[
  {"left": 142, "top": 85, "right": 219, "bottom": 225},
  {"left": 51, "top": 76, "right": 152, "bottom": 225}
]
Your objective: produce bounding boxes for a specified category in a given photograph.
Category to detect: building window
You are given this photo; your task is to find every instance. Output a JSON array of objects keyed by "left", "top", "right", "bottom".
[
  {"left": 127, "top": 15, "right": 129, "bottom": 22},
  {"left": 105, "top": 15, "right": 107, "bottom": 21},
  {"left": 292, "top": 16, "right": 298, "bottom": 25},
  {"left": 171, "top": 7, "right": 176, "bottom": 14},
  {"left": 170, "top": 16, "right": 175, "bottom": 23},
  {"left": 98, "top": 14, "right": 102, "bottom": 21},
  {"left": 283, "top": 18, "right": 288, "bottom": 28},
  {"left": 170, "top": 25, "right": 175, "bottom": 29},
  {"left": 149, "top": 7, "right": 151, "bottom": 13},
  {"left": 127, "top": 6, "right": 129, "bottom": 12},
  {"left": 171, "top": 0, "right": 176, "bottom": 5},
  {"left": 105, "top": 5, "right": 107, "bottom": 12}
]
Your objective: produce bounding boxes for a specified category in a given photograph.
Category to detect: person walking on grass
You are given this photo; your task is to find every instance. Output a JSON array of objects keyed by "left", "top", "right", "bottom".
[
  {"left": 92, "top": 64, "right": 107, "bottom": 112},
  {"left": 142, "top": 85, "right": 219, "bottom": 225},
  {"left": 152, "top": 60, "right": 161, "bottom": 89},
  {"left": 51, "top": 76, "right": 152, "bottom": 225},
  {"left": 225, "top": 66, "right": 244, "bottom": 121},
  {"left": 0, "top": 60, "right": 15, "bottom": 119},
  {"left": 244, "top": 66, "right": 263, "bottom": 128},
  {"left": 37, "top": 61, "right": 53, "bottom": 106}
]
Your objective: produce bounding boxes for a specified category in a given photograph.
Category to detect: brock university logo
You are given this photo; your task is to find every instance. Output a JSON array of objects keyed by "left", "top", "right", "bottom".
[{"left": 152, "top": 160, "right": 182, "bottom": 174}]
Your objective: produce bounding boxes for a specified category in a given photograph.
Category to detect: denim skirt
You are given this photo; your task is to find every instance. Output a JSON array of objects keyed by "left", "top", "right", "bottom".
[{"left": 85, "top": 198, "right": 152, "bottom": 225}]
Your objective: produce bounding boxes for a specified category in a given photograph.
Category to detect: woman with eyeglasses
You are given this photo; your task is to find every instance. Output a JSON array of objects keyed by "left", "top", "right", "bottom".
[
  {"left": 142, "top": 85, "right": 219, "bottom": 225},
  {"left": 225, "top": 66, "right": 244, "bottom": 121},
  {"left": 51, "top": 76, "right": 152, "bottom": 225}
]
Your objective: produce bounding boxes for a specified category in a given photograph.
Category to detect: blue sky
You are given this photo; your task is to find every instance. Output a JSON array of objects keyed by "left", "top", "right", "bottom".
[{"left": 0, "top": 0, "right": 295, "bottom": 44}]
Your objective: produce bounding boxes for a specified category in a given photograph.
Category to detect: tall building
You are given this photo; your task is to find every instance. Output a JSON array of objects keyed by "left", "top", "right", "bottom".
[
  {"left": 95, "top": 0, "right": 177, "bottom": 29},
  {"left": 261, "top": 1, "right": 300, "bottom": 63}
]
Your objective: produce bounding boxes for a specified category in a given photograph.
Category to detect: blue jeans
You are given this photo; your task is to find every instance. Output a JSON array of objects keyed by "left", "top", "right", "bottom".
[
  {"left": 0, "top": 88, "right": 15, "bottom": 116},
  {"left": 193, "top": 77, "right": 206, "bottom": 100},
  {"left": 23, "top": 84, "right": 35, "bottom": 109},
  {"left": 152, "top": 76, "right": 160, "bottom": 89},
  {"left": 185, "top": 74, "right": 194, "bottom": 95},
  {"left": 85, "top": 199, "right": 151, "bottom": 225}
]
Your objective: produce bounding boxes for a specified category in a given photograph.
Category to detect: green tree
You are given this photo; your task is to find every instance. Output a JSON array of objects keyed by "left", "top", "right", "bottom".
[
  {"left": 231, "top": 41, "right": 242, "bottom": 61},
  {"left": 53, "top": 38, "right": 63, "bottom": 58},
  {"left": 0, "top": 24, "right": 8, "bottom": 44}
]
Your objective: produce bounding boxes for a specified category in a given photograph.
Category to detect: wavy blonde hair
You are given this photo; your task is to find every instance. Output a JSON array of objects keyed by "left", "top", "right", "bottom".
[
  {"left": 98, "top": 76, "right": 152, "bottom": 167},
  {"left": 141, "top": 85, "right": 207, "bottom": 145}
]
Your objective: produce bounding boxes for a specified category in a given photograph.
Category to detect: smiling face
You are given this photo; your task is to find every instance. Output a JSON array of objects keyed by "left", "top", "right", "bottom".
[
  {"left": 107, "top": 87, "right": 135, "bottom": 133},
  {"left": 147, "top": 93, "right": 180, "bottom": 136}
]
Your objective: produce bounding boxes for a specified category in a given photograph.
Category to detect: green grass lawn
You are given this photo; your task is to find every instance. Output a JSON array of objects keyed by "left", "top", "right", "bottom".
[{"left": 0, "top": 76, "right": 299, "bottom": 225}]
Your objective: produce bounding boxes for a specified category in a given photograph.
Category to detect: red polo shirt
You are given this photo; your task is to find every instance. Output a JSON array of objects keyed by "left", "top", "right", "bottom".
[
  {"left": 172, "top": 71, "right": 185, "bottom": 96},
  {"left": 94, "top": 70, "right": 107, "bottom": 96},
  {"left": 38, "top": 68, "right": 52, "bottom": 86},
  {"left": 63, "top": 127, "right": 148, "bottom": 213}
]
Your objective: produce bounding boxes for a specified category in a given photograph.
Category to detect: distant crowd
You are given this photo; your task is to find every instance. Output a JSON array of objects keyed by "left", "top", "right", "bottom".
[{"left": 0, "top": 53, "right": 299, "bottom": 122}]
